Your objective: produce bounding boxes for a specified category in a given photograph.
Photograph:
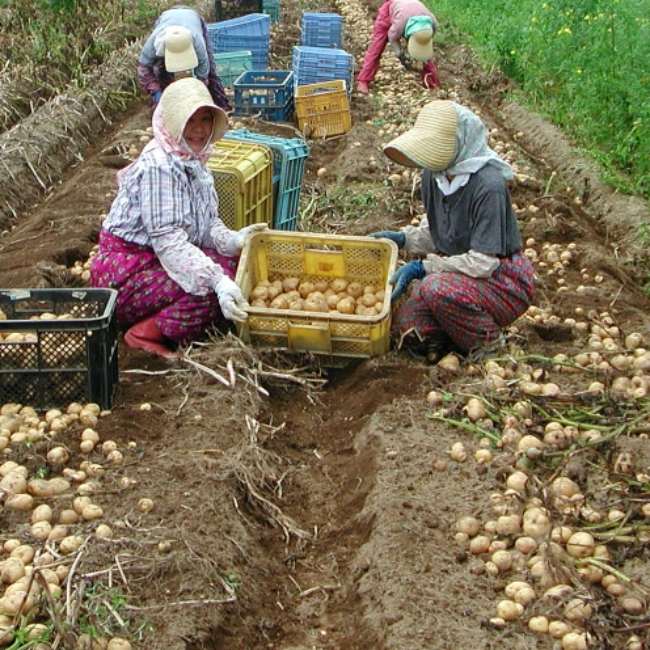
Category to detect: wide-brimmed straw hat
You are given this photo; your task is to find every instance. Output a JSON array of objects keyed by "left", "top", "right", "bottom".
[
  {"left": 383, "top": 100, "right": 458, "bottom": 170},
  {"left": 160, "top": 78, "right": 228, "bottom": 143},
  {"left": 407, "top": 27, "right": 434, "bottom": 62},
  {"left": 164, "top": 26, "right": 198, "bottom": 73}
]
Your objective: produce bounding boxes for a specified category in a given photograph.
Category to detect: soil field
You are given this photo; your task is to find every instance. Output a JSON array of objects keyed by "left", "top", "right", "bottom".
[{"left": 0, "top": 0, "right": 649, "bottom": 649}]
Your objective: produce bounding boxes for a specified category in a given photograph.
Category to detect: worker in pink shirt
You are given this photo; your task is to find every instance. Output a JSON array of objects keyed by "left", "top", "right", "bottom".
[{"left": 357, "top": 0, "right": 439, "bottom": 95}]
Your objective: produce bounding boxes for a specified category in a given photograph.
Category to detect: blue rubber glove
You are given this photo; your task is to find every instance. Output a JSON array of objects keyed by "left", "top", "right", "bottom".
[
  {"left": 369, "top": 231, "right": 406, "bottom": 248},
  {"left": 390, "top": 259, "right": 425, "bottom": 302},
  {"left": 152, "top": 90, "right": 162, "bottom": 105}
]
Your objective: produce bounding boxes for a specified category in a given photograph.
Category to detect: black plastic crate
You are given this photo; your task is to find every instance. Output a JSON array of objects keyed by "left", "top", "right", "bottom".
[
  {"left": 215, "top": 0, "right": 262, "bottom": 21},
  {"left": 0, "top": 289, "right": 119, "bottom": 410}
]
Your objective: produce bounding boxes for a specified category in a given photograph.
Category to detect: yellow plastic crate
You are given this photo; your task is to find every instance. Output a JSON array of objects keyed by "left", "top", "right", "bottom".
[
  {"left": 294, "top": 80, "right": 352, "bottom": 139},
  {"left": 235, "top": 231, "right": 398, "bottom": 358},
  {"left": 207, "top": 140, "right": 274, "bottom": 230}
]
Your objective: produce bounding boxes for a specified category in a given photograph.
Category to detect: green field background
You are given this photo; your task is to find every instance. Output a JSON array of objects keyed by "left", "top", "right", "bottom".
[{"left": 426, "top": 0, "right": 650, "bottom": 199}]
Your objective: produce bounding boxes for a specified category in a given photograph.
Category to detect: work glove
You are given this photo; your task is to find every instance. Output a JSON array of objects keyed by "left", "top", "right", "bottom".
[
  {"left": 152, "top": 90, "right": 162, "bottom": 105},
  {"left": 234, "top": 223, "right": 268, "bottom": 251},
  {"left": 390, "top": 259, "right": 425, "bottom": 302},
  {"left": 215, "top": 276, "right": 248, "bottom": 322},
  {"left": 369, "top": 231, "right": 406, "bottom": 248}
]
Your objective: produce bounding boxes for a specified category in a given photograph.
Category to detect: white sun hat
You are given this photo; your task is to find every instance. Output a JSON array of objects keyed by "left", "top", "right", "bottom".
[
  {"left": 407, "top": 27, "right": 434, "bottom": 62},
  {"left": 383, "top": 100, "right": 458, "bottom": 170},
  {"left": 164, "top": 26, "right": 198, "bottom": 73},
  {"left": 160, "top": 78, "right": 228, "bottom": 143}
]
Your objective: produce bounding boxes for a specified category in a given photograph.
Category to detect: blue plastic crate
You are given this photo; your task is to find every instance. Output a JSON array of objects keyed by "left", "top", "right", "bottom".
[
  {"left": 208, "top": 14, "right": 270, "bottom": 69},
  {"left": 214, "top": 50, "right": 253, "bottom": 87},
  {"left": 292, "top": 46, "right": 354, "bottom": 92},
  {"left": 233, "top": 70, "right": 294, "bottom": 121},
  {"left": 224, "top": 128, "right": 309, "bottom": 230},
  {"left": 262, "top": 0, "right": 280, "bottom": 22},
  {"left": 301, "top": 12, "right": 343, "bottom": 48}
]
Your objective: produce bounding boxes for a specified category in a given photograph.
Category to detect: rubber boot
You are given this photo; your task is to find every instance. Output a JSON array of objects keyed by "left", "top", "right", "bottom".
[
  {"left": 357, "top": 80, "right": 370, "bottom": 95},
  {"left": 124, "top": 316, "right": 176, "bottom": 359}
]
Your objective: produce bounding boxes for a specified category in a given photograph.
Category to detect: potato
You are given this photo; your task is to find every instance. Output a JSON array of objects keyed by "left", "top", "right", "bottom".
[
  {"left": 27, "top": 479, "right": 51, "bottom": 497},
  {"left": 314, "top": 279, "right": 329, "bottom": 293},
  {"left": 285, "top": 290, "right": 300, "bottom": 301},
  {"left": 251, "top": 298, "right": 267, "bottom": 307},
  {"left": 47, "top": 525, "right": 69, "bottom": 543},
  {"left": 48, "top": 478, "right": 71, "bottom": 495},
  {"left": 347, "top": 282, "right": 363, "bottom": 298},
  {"left": 288, "top": 299, "right": 304, "bottom": 311},
  {"left": 271, "top": 295, "right": 289, "bottom": 310},
  {"left": 73, "top": 496, "right": 92, "bottom": 515},
  {"left": 266, "top": 285, "right": 281, "bottom": 300},
  {"left": 81, "top": 428, "right": 100, "bottom": 443},
  {"left": 82, "top": 504, "right": 103, "bottom": 521},
  {"left": 361, "top": 294, "right": 377, "bottom": 307},
  {"left": 364, "top": 284, "right": 377, "bottom": 294},
  {"left": 5, "top": 494, "right": 33, "bottom": 511},
  {"left": 32, "top": 504, "right": 53, "bottom": 523},
  {"left": 282, "top": 277, "right": 299, "bottom": 291},
  {"left": 337, "top": 297, "right": 355, "bottom": 314},
  {"left": 375, "top": 289, "right": 386, "bottom": 302},
  {"left": 298, "top": 281, "right": 314, "bottom": 298},
  {"left": 11, "top": 546, "right": 34, "bottom": 565},
  {"left": 59, "top": 535, "right": 83, "bottom": 555},
  {"left": 257, "top": 279, "right": 270, "bottom": 287},
  {"left": 59, "top": 509, "right": 79, "bottom": 525},
  {"left": 271, "top": 280, "right": 283, "bottom": 291},
  {"left": 330, "top": 278, "right": 348, "bottom": 293},
  {"left": 251, "top": 286, "right": 269, "bottom": 300},
  {"left": 304, "top": 298, "right": 328, "bottom": 313},
  {"left": 1, "top": 558, "right": 25, "bottom": 583},
  {"left": 31, "top": 521, "right": 52, "bottom": 541},
  {"left": 326, "top": 294, "right": 340, "bottom": 309}
]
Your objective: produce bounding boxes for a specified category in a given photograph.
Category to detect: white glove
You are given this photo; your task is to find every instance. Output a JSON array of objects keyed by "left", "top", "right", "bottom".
[
  {"left": 215, "top": 276, "right": 248, "bottom": 322},
  {"left": 234, "top": 223, "right": 268, "bottom": 251}
]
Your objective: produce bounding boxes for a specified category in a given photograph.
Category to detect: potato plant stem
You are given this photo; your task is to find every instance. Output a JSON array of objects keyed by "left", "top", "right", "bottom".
[{"left": 427, "top": 413, "right": 501, "bottom": 443}]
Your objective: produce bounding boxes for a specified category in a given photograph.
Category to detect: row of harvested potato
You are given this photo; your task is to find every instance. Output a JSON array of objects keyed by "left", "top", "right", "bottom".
[{"left": 248, "top": 277, "right": 386, "bottom": 316}]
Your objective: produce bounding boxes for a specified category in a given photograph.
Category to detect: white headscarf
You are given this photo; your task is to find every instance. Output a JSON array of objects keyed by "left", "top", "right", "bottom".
[{"left": 434, "top": 104, "right": 513, "bottom": 195}]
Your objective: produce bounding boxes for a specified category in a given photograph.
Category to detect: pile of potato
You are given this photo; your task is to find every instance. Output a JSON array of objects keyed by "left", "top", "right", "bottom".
[{"left": 248, "top": 277, "right": 386, "bottom": 316}]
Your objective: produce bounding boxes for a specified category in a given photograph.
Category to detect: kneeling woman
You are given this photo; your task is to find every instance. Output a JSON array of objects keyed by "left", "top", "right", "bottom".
[
  {"left": 373, "top": 100, "right": 535, "bottom": 358},
  {"left": 91, "top": 77, "right": 264, "bottom": 358}
]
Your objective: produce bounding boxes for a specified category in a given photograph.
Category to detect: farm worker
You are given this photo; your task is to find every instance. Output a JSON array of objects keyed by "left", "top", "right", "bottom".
[
  {"left": 371, "top": 100, "right": 534, "bottom": 361},
  {"left": 357, "top": 0, "right": 439, "bottom": 95},
  {"left": 138, "top": 6, "right": 230, "bottom": 111},
  {"left": 90, "top": 78, "right": 266, "bottom": 358}
]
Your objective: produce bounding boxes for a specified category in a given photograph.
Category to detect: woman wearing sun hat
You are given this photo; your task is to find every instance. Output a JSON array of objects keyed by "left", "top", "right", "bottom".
[
  {"left": 357, "top": 0, "right": 439, "bottom": 95},
  {"left": 90, "top": 78, "right": 265, "bottom": 358},
  {"left": 371, "top": 100, "right": 535, "bottom": 359},
  {"left": 138, "top": 6, "right": 230, "bottom": 110}
]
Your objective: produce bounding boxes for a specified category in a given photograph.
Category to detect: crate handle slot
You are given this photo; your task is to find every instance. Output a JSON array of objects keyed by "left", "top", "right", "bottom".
[
  {"left": 303, "top": 248, "right": 345, "bottom": 276},
  {"left": 287, "top": 321, "right": 331, "bottom": 353}
]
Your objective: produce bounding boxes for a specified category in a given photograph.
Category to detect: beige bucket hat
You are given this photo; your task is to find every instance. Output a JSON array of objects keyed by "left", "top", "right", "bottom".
[
  {"left": 164, "top": 26, "right": 198, "bottom": 73},
  {"left": 383, "top": 100, "right": 458, "bottom": 170},
  {"left": 160, "top": 78, "right": 228, "bottom": 144},
  {"left": 407, "top": 27, "right": 434, "bottom": 62}
]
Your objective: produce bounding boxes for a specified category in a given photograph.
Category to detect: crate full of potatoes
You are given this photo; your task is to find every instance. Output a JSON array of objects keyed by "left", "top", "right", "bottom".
[
  {"left": 235, "top": 231, "right": 398, "bottom": 358},
  {"left": 0, "top": 289, "right": 119, "bottom": 410}
]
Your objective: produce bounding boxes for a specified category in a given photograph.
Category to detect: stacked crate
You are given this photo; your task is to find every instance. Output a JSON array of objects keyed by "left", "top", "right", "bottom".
[
  {"left": 207, "top": 14, "right": 271, "bottom": 70},
  {"left": 225, "top": 128, "right": 309, "bottom": 231},
  {"left": 214, "top": 50, "right": 253, "bottom": 88},
  {"left": 214, "top": 0, "right": 262, "bottom": 21},
  {"left": 292, "top": 46, "right": 354, "bottom": 92},
  {"left": 300, "top": 12, "right": 343, "bottom": 48},
  {"left": 206, "top": 141, "right": 274, "bottom": 230},
  {"left": 262, "top": 0, "right": 280, "bottom": 23},
  {"left": 233, "top": 70, "right": 294, "bottom": 122}
]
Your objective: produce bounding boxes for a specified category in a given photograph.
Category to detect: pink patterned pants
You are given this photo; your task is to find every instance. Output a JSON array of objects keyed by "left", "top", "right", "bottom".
[
  {"left": 357, "top": 0, "right": 438, "bottom": 85},
  {"left": 90, "top": 230, "right": 238, "bottom": 343},
  {"left": 392, "top": 254, "right": 535, "bottom": 352}
]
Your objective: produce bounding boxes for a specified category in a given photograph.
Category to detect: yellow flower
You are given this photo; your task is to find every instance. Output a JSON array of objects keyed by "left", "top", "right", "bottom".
[{"left": 557, "top": 26, "right": 572, "bottom": 36}]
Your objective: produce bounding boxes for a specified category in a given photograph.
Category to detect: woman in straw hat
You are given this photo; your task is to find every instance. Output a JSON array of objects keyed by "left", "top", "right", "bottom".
[
  {"left": 138, "top": 6, "right": 230, "bottom": 110},
  {"left": 91, "top": 78, "right": 265, "bottom": 358},
  {"left": 371, "top": 100, "right": 535, "bottom": 360},
  {"left": 357, "top": 0, "right": 439, "bottom": 95}
]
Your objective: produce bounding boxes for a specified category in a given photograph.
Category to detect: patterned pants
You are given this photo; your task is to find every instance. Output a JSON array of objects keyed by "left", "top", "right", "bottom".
[
  {"left": 90, "top": 230, "right": 238, "bottom": 343},
  {"left": 392, "top": 254, "right": 535, "bottom": 353}
]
